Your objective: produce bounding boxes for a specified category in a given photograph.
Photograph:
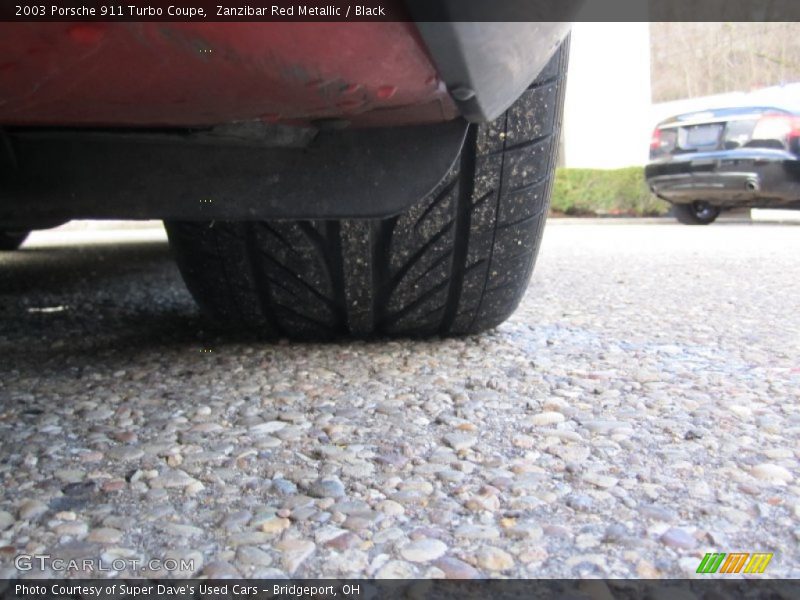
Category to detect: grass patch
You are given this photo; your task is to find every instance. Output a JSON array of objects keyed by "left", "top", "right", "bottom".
[{"left": 550, "top": 167, "right": 668, "bottom": 217}]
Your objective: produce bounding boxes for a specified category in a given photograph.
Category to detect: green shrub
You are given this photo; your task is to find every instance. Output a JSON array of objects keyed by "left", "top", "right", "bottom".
[{"left": 550, "top": 167, "right": 668, "bottom": 217}]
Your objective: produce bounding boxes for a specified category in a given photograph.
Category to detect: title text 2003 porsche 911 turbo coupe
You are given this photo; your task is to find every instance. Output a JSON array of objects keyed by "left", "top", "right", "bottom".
[{"left": 0, "top": 13, "right": 576, "bottom": 339}]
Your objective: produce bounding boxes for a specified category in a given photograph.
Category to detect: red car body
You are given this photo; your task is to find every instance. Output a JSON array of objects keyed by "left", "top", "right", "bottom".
[{"left": 0, "top": 22, "right": 457, "bottom": 128}]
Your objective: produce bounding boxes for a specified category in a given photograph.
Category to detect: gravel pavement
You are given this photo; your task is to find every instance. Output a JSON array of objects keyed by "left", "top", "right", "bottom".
[{"left": 1, "top": 219, "right": 799, "bottom": 579}]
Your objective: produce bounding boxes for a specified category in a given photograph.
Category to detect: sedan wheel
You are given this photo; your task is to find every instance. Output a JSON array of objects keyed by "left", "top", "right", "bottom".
[{"left": 673, "top": 201, "right": 721, "bottom": 225}]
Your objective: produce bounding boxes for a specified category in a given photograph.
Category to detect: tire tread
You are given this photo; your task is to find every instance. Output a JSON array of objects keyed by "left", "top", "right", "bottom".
[{"left": 165, "top": 39, "right": 570, "bottom": 339}]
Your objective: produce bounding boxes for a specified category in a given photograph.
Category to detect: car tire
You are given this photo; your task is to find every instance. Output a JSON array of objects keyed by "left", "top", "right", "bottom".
[
  {"left": 672, "top": 201, "right": 721, "bottom": 225},
  {"left": 0, "top": 230, "right": 29, "bottom": 251},
  {"left": 165, "top": 40, "right": 568, "bottom": 340}
]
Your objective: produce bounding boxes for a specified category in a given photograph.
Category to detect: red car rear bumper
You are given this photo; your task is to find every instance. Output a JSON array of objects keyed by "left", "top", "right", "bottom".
[{"left": 0, "top": 22, "right": 458, "bottom": 128}]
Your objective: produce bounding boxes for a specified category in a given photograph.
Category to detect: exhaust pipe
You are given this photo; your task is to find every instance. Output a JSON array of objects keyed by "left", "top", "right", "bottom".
[{"left": 745, "top": 178, "right": 760, "bottom": 192}]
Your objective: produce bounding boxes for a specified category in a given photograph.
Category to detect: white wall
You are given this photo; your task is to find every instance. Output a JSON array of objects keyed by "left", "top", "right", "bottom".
[{"left": 562, "top": 23, "right": 653, "bottom": 168}]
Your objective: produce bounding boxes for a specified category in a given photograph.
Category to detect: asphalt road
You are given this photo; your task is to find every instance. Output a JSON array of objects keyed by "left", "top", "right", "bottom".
[{"left": 1, "top": 219, "right": 798, "bottom": 579}]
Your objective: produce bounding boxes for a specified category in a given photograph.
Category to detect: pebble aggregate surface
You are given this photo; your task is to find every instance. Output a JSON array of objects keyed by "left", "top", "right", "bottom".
[{"left": 0, "top": 219, "right": 798, "bottom": 578}]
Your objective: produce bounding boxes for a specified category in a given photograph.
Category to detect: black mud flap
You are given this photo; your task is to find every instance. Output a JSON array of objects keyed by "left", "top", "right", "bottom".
[{"left": 0, "top": 121, "right": 468, "bottom": 222}]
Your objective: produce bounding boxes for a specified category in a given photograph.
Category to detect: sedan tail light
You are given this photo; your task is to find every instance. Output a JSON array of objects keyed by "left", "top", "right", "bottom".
[
  {"left": 650, "top": 127, "right": 662, "bottom": 150},
  {"left": 751, "top": 114, "right": 800, "bottom": 148},
  {"left": 650, "top": 126, "right": 677, "bottom": 157}
]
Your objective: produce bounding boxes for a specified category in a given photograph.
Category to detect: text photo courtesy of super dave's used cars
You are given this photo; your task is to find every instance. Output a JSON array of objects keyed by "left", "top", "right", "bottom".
[{"left": 1, "top": 1, "right": 800, "bottom": 589}]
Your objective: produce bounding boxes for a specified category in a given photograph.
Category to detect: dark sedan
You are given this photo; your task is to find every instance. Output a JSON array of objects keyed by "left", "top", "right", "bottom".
[{"left": 645, "top": 93, "right": 800, "bottom": 225}]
